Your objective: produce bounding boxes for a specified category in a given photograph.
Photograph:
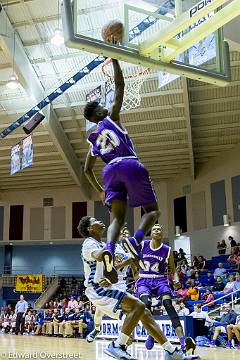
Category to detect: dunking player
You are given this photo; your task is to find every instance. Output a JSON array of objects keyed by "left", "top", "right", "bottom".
[
  {"left": 135, "top": 224, "right": 196, "bottom": 354},
  {"left": 79, "top": 216, "right": 200, "bottom": 360},
  {"left": 84, "top": 58, "right": 159, "bottom": 283}
]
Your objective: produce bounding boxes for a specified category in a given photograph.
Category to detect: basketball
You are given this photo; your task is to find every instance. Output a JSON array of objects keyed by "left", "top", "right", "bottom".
[{"left": 101, "top": 20, "right": 124, "bottom": 43}]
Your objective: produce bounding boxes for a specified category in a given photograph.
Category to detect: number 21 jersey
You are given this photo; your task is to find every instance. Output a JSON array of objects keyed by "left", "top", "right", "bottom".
[{"left": 87, "top": 116, "right": 137, "bottom": 164}]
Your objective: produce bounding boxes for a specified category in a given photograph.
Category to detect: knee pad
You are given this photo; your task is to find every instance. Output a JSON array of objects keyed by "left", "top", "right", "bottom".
[
  {"left": 140, "top": 294, "right": 152, "bottom": 311},
  {"left": 162, "top": 298, "right": 181, "bottom": 329}
]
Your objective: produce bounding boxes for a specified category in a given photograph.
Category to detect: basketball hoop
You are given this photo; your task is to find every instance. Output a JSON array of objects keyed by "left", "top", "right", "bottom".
[{"left": 102, "top": 58, "right": 150, "bottom": 111}]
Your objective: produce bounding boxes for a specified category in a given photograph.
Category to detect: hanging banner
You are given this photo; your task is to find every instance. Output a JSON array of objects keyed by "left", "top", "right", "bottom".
[
  {"left": 10, "top": 144, "right": 21, "bottom": 175},
  {"left": 15, "top": 274, "right": 44, "bottom": 292},
  {"left": 86, "top": 86, "right": 102, "bottom": 131},
  {"left": 22, "top": 135, "right": 33, "bottom": 170}
]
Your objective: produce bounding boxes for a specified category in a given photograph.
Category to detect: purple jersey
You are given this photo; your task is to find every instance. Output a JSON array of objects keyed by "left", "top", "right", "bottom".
[
  {"left": 140, "top": 241, "right": 171, "bottom": 276},
  {"left": 87, "top": 116, "right": 136, "bottom": 164}
]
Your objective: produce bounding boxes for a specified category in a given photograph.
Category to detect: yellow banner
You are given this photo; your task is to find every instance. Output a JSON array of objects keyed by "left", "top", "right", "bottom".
[{"left": 15, "top": 274, "right": 44, "bottom": 292}]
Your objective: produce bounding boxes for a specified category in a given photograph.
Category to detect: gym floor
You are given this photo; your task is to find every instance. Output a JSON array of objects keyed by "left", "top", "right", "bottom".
[{"left": 0, "top": 335, "right": 238, "bottom": 360}]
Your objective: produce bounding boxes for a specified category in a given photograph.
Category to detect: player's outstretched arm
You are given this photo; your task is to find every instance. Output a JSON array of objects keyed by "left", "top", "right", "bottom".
[
  {"left": 168, "top": 252, "right": 180, "bottom": 284},
  {"left": 84, "top": 148, "right": 104, "bottom": 199},
  {"left": 109, "top": 59, "right": 124, "bottom": 123}
]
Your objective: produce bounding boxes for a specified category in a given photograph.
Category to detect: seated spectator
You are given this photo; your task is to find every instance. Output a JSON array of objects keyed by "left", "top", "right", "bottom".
[
  {"left": 210, "top": 303, "right": 237, "bottom": 347},
  {"left": 213, "top": 276, "right": 225, "bottom": 292},
  {"left": 232, "top": 271, "right": 240, "bottom": 292},
  {"left": 186, "top": 267, "right": 195, "bottom": 278},
  {"left": 68, "top": 296, "right": 78, "bottom": 310},
  {"left": 189, "top": 304, "right": 213, "bottom": 326},
  {"left": 68, "top": 308, "right": 88, "bottom": 338},
  {"left": 62, "top": 298, "right": 69, "bottom": 311},
  {"left": 226, "top": 314, "right": 240, "bottom": 349},
  {"left": 58, "top": 308, "right": 71, "bottom": 337},
  {"left": 2, "top": 312, "right": 10, "bottom": 333},
  {"left": 79, "top": 306, "right": 94, "bottom": 338},
  {"left": 42, "top": 310, "right": 53, "bottom": 336},
  {"left": 198, "top": 256, "right": 207, "bottom": 271},
  {"left": 64, "top": 309, "right": 76, "bottom": 338},
  {"left": 223, "top": 274, "right": 235, "bottom": 293},
  {"left": 35, "top": 311, "right": 44, "bottom": 335},
  {"left": 176, "top": 284, "right": 188, "bottom": 300},
  {"left": 187, "top": 280, "right": 200, "bottom": 300},
  {"left": 50, "top": 309, "right": 64, "bottom": 337},
  {"left": 228, "top": 247, "right": 240, "bottom": 269},
  {"left": 192, "top": 256, "right": 199, "bottom": 268},
  {"left": 25, "top": 310, "right": 35, "bottom": 334},
  {"left": 214, "top": 263, "right": 227, "bottom": 278},
  {"left": 202, "top": 271, "right": 215, "bottom": 287},
  {"left": 177, "top": 302, "right": 190, "bottom": 316},
  {"left": 201, "top": 289, "right": 215, "bottom": 308},
  {"left": 177, "top": 259, "right": 188, "bottom": 275},
  {"left": 194, "top": 271, "right": 202, "bottom": 287},
  {"left": 9, "top": 311, "right": 16, "bottom": 334}
]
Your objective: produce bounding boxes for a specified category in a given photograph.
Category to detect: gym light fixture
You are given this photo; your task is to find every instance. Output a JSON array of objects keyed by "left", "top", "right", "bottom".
[
  {"left": 6, "top": 74, "right": 19, "bottom": 90},
  {"left": 51, "top": 29, "right": 64, "bottom": 46}
]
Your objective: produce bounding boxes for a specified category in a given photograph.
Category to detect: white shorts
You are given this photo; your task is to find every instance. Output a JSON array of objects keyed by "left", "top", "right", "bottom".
[{"left": 86, "top": 284, "right": 127, "bottom": 320}]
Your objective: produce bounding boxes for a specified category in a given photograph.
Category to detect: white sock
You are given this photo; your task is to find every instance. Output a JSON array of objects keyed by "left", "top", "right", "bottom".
[
  {"left": 114, "top": 332, "right": 129, "bottom": 347},
  {"left": 162, "top": 341, "right": 175, "bottom": 354}
]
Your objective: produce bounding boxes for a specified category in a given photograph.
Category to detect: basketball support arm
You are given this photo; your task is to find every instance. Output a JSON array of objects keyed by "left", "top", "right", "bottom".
[{"left": 140, "top": 0, "right": 240, "bottom": 62}]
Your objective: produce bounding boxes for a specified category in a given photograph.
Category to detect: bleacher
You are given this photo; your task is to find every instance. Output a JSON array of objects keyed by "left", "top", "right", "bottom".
[{"left": 183, "top": 254, "right": 240, "bottom": 311}]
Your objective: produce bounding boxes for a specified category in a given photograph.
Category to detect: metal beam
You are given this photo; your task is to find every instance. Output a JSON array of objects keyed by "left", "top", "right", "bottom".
[
  {"left": 182, "top": 78, "right": 195, "bottom": 178},
  {"left": 0, "top": 5, "right": 91, "bottom": 197},
  {"left": 43, "top": 107, "right": 91, "bottom": 197}
]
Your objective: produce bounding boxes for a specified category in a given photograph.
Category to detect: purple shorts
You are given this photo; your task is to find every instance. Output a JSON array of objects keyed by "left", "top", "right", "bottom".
[
  {"left": 103, "top": 158, "right": 157, "bottom": 207},
  {"left": 135, "top": 277, "right": 173, "bottom": 299}
]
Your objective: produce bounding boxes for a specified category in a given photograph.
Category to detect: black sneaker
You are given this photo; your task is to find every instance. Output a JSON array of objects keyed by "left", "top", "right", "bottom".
[
  {"left": 102, "top": 250, "right": 118, "bottom": 284},
  {"left": 185, "top": 337, "right": 196, "bottom": 355}
]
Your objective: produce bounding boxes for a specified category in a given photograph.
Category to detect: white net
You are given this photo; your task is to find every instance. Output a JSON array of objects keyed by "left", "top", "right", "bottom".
[{"left": 102, "top": 61, "right": 150, "bottom": 111}]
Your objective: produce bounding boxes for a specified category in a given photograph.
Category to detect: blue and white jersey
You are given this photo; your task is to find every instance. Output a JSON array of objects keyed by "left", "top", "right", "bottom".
[
  {"left": 82, "top": 237, "right": 105, "bottom": 287},
  {"left": 114, "top": 243, "right": 130, "bottom": 292},
  {"left": 82, "top": 237, "right": 128, "bottom": 291}
]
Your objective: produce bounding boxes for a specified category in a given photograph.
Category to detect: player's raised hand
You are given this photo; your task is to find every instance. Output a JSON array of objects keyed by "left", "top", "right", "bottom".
[{"left": 99, "top": 191, "right": 105, "bottom": 204}]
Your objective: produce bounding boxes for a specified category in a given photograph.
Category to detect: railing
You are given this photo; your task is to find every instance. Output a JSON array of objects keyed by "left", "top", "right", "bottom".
[
  {"left": 3, "top": 265, "right": 83, "bottom": 276},
  {"left": 205, "top": 289, "right": 240, "bottom": 315},
  {"left": 34, "top": 276, "right": 59, "bottom": 310},
  {"left": 4, "top": 265, "right": 44, "bottom": 275},
  {"left": 53, "top": 266, "right": 82, "bottom": 275}
]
